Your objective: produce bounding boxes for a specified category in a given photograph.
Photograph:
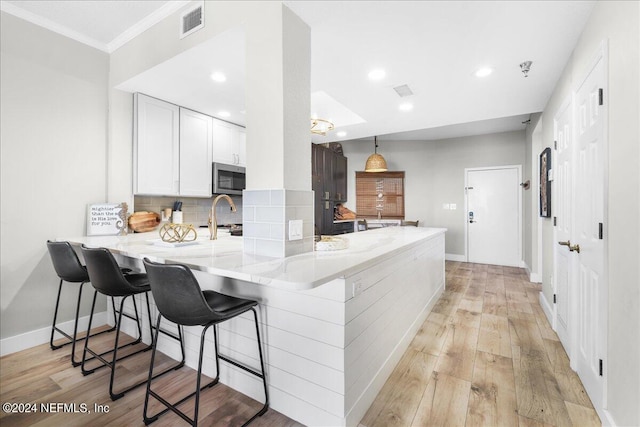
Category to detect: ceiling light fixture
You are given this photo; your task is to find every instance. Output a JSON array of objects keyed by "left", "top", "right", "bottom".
[
  {"left": 336, "top": 131, "right": 347, "bottom": 138},
  {"left": 310, "top": 118, "right": 335, "bottom": 136},
  {"left": 475, "top": 67, "right": 493, "bottom": 78},
  {"left": 210, "top": 71, "right": 226, "bottom": 82},
  {"left": 520, "top": 61, "right": 533, "bottom": 77},
  {"left": 364, "top": 136, "right": 388, "bottom": 173},
  {"left": 398, "top": 102, "right": 414, "bottom": 112},
  {"left": 368, "top": 69, "right": 386, "bottom": 81},
  {"left": 218, "top": 111, "right": 230, "bottom": 118}
]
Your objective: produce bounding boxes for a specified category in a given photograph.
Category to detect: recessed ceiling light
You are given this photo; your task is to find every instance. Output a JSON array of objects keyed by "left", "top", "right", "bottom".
[
  {"left": 368, "top": 69, "right": 386, "bottom": 81},
  {"left": 218, "top": 111, "right": 230, "bottom": 118},
  {"left": 399, "top": 102, "right": 413, "bottom": 112},
  {"left": 210, "top": 72, "right": 226, "bottom": 82},
  {"left": 336, "top": 131, "right": 347, "bottom": 137},
  {"left": 475, "top": 67, "right": 493, "bottom": 78}
]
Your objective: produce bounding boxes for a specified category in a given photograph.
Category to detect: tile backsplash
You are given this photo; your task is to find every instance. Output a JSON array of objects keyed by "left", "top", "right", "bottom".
[{"left": 133, "top": 195, "right": 243, "bottom": 226}]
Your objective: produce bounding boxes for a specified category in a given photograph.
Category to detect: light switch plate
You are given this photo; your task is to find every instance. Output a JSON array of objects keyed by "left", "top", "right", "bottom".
[
  {"left": 450, "top": 203, "right": 457, "bottom": 210},
  {"left": 288, "top": 219, "right": 303, "bottom": 241}
]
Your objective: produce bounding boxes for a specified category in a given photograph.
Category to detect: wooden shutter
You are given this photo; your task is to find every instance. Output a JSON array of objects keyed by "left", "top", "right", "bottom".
[{"left": 355, "top": 171, "right": 405, "bottom": 219}]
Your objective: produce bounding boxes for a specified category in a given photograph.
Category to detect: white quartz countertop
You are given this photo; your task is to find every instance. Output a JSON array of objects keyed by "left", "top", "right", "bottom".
[{"left": 62, "top": 227, "right": 446, "bottom": 290}]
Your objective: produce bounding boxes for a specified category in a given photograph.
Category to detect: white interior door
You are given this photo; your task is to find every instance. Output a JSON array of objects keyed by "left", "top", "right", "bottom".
[
  {"left": 554, "top": 98, "right": 575, "bottom": 355},
  {"left": 574, "top": 49, "right": 607, "bottom": 407},
  {"left": 466, "top": 166, "right": 521, "bottom": 267}
]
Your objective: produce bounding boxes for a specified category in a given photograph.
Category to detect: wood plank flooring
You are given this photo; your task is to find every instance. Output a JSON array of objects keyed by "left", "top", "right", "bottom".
[
  {"left": 360, "top": 262, "right": 601, "bottom": 427},
  {"left": 0, "top": 262, "right": 600, "bottom": 426}
]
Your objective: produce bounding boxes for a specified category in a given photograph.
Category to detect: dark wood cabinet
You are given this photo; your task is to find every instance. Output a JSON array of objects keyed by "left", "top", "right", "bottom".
[
  {"left": 334, "top": 154, "right": 347, "bottom": 202},
  {"left": 312, "top": 143, "right": 348, "bottom": 235}
]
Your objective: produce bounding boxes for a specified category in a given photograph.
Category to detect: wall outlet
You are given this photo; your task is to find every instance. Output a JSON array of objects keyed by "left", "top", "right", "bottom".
[
  {"left": 288, "top": 219, "right": 303, "bottom": 241},
  {"left": 443, "top": 203, "right": 450, "bottom": 210},
  {"left": 450, "top": 203, "right": 457, "bottom": 210}
]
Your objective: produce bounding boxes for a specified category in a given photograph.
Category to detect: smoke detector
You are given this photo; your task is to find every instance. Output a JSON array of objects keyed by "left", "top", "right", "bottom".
[{"left": 520, "top": 61, "right": 533, "bottom": 77}]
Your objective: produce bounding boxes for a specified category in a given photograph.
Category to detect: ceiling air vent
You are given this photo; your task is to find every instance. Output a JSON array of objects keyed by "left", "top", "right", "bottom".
[
  {"left": 393, "top": 84, "right": 413, "bottom": 97},
  {"left": 180, "top": 2, "right": 204, "bottom": 39}
]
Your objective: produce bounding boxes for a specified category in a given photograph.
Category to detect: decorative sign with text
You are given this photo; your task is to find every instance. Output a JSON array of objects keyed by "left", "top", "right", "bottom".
[{"left": 87, "top": 203, "right": 128, "bottom": 236}]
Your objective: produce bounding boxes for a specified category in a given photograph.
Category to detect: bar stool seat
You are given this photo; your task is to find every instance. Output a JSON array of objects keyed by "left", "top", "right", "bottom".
[
  {"left": 80, "top": 245, "right": 185, "bottom": 401},
  {"left": 142, "top": 258, "right": 269, "bottom": 426},
  {"left": 46, "top": 240, "right": 124, "bottom": 367}
]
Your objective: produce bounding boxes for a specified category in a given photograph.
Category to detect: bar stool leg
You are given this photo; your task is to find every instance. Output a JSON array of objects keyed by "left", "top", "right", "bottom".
[
  {"left": 143, "top": 314, "right": 163, "bottom": 424},
  {"left": 50, "top": 281, "right": 117, "bottom": 366},
  {"left": 251, "top": 308, "right": 269, "bottom": 419},
  {"left": 81, "top": 292, "right": 149, "bottom": 377},
  {"left": 109, "top": 296, "right": 129, "bottom": 400},
  {"left": 144, "top": 318, "right": 210, "bottom": 426},
  {"left": 49, "top": 279, "right": 66, "bottom": 350},
  {"left": 68, "top": 281, "right": 85, "bottom": 366}
]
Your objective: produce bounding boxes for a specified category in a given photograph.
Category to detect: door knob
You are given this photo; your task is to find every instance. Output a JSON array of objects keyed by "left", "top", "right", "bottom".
[{"left": 558, "top": 240, "right": 580, "bottom": 253}]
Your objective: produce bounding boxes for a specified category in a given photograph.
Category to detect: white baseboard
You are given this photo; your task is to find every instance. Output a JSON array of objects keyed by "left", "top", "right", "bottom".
[
  {"left": 523, "top": 262, "right": 542, "bottom": 283},
  {"left": 539, "top": 291, "right": 554, "bottom": 326},
  {"left": 600, "top": 408, "right": 617, "bottom": 427},
  {"left": 445, "top": 253, "right": 466, "bottom": 262},
  {"left": 0, "top": 312, "right": 108, "bottom": 357}
]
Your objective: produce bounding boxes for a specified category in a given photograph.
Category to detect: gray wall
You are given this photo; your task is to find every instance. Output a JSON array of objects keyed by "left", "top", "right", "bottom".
[
  {"left": 0, "top": 12, "right": 109, "bottom": 339},
  {"left": 535, "top": 2, "right": 640, "bottom": 424},
  {"left": 342, "top": 131, "right": 526, "bottom": 257}
]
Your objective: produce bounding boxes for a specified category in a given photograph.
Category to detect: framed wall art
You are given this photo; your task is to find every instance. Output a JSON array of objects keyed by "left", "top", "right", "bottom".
[{"left": 539, "top": 147, "right": 552, "bottom": 217}]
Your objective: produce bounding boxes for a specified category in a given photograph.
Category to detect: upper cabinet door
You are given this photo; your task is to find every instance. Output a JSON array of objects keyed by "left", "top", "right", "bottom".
[
  {"left": 236, "top": 127, "right": 246, "bottom": 167},
  {"left": 212, "top": 119, "right": 245, "bottom": 166},
  {"left": 134, "top": 94, "right": 180, "bottom": 195},
  {"left": 179, "top": 108, "right": 213, "bottom": 197},
  {"left": 212, "top": 119, "right": 235, "bottom": 165}
]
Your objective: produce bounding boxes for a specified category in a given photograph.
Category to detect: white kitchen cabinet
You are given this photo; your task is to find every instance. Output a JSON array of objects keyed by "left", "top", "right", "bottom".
[
  {"left": 213, "top": 119, "right": 246, "bottom": 166},
  {"left": 134, "top": 93, "right": 180, "bottom": 195},
  {"left": 179, "top": 108, "right": 213, "bottom": 197}
]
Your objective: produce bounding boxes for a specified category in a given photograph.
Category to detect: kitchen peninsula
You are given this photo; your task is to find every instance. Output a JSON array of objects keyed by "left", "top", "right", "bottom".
[{"left": 64, "top": 226, "right": 446, "bottom": 426}]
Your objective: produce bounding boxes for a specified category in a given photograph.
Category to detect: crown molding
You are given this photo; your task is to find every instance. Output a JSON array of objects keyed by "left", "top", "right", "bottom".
[
  {"left": 0, "top": 1, "right": 108, "bottom": 52},
  {"left": 1, "top": 0, "right": 192, "bottom": 54},
  {"left": 107, "top": 1, "right": 190, "bottom": 53}
]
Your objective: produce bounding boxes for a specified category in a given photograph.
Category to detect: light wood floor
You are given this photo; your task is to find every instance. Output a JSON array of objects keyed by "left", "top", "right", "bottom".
[
  {"left": 360, "top": 261, "right": 601, "bottom": 427},
  {"left": 0, "top": 262, "right": 600, "bottom": 426}
]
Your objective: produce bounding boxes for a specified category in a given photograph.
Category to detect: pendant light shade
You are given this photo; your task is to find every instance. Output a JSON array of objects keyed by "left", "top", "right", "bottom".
[{"left": 364, "top": 136, "right": 388, "bottom": 172}]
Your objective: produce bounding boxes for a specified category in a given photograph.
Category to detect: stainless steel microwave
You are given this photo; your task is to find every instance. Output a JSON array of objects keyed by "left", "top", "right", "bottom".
[{"left": 213, "top": 162, "right": 246, "bottom": 195}]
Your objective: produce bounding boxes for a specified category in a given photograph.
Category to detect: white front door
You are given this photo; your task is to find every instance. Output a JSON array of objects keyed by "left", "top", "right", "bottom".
[
  {"left": 574, "top": 48, "right": 607, "bottom": 408},
  {"left": 466, "top": 166, "right": 521, "bottom": 267},
  {"left": 554, "top": 97, "right": 575, "bottom": 355}
]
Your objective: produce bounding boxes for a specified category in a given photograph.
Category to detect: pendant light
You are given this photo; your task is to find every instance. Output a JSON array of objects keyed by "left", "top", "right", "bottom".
[{"left": 364, "top": 136, "right": 388, "bottom": 172}]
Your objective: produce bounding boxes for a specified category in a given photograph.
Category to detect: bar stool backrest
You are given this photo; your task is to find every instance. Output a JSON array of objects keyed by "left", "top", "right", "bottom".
[
  {"left": 143, "top": 258, "right": 216, "bottom": 326},
  {"left": 47, "top": 241, "right": 89, "bottom": 283},
  {"left": 81, "top": 246, "right": 139, "bottom": 297}
]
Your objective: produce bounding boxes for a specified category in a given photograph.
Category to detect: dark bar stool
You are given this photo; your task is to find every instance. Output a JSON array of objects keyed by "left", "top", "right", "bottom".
[
  {"left": 142, "top": 258, "right": 269, "bottom": 426},
  {"left": 46, "top": 240, "right": 120, "bottom": 366},
  {"left": 81, "top": 245, "right": 185, "bottom": 400}
]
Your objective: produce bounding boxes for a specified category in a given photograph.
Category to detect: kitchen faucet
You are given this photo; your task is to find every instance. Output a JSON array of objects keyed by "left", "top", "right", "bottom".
[{"left": 209, "top": 194, "right": 236, "bottom": 240}]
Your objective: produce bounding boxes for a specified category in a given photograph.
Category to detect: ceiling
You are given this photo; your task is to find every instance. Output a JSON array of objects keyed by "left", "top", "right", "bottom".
[{"left": 1, "top": 1, "right": 596, "bottom": 143}]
